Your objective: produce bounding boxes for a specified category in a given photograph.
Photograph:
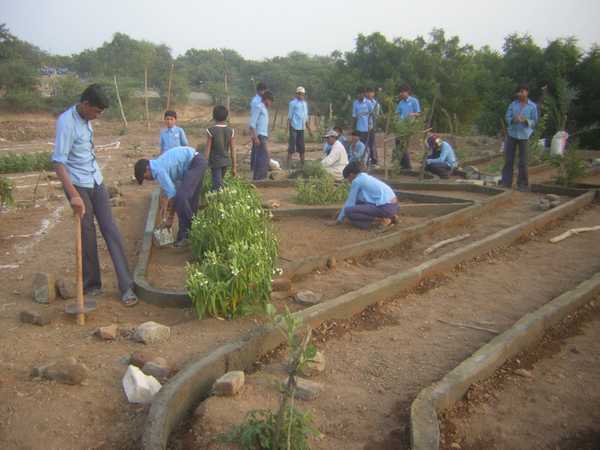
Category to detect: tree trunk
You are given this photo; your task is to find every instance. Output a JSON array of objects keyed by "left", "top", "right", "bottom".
[
  {"left": 166, "top": 63, "right": 174, "bottom": 111},
  {"left": 113, "top": 75, "right": 128, "bottom": 128},
  {"left": 144, "top": 66, "right": 150, "bottom": 130}
]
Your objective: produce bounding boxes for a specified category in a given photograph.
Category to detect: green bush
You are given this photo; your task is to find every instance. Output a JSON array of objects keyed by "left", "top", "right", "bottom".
[
  {"left": 549, "top": 149, "right": 586, "bottom": 187},
  {"left": 0, "top": 152, "right": 53, "bottom": 174},
  {"left": 186, "top": 177, "right": 278, "bottom": 319},
  {"left": 0, "top": 177, "right": 14, "bottom": 207},
  {"left": 295, "top": 175, "right": 348, "bottom": 205}
]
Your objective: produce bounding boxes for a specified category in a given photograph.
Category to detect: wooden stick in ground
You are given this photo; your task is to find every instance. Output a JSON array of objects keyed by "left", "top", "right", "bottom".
[
  {"left": 113, "top": 75, "right": 128, "bottom": 128},
  {"left": 144, "top": 66, "right": 150, "bottom": 130},
  {"left": 437, "top": 319, "right": 499, "bottom": 334},
  {"left": 424, "top": 233, "right": 471, "bottom": 255},
  {"left": 549, "top": 226, "right": 600, "bottom": 243},
  {"left": 75, "top": 215, "right": 85, "bottom": 325},
  {"left": 165, "top": 63, "right": 174, "bottom": 111}
]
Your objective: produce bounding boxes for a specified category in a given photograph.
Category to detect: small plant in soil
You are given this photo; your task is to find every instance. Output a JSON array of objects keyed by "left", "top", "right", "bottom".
[
  {"left": 186, "top": 176, "right": 279, "bottom": 319},
  {"left": 390, "top": 114, "right": 426, "bottom": 169},
  {"left": 0, "top": 152, "right": 53, "bottom": 174},
  {"left": 548, "top": 148, "right": 586, "bottom": 187},
  {"left": 0, "top": 176, "right": 14, "bottom": 207},
  {"left": 294, "top": 161, "right": 349, "bottom": 205},
  {"left": 223, "top": 306, "right": 320, "bottom": 449}
]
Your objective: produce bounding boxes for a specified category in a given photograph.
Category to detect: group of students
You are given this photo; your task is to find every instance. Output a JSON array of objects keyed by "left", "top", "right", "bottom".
[{"left": 51, "top": 80, "right": 536, "bottom": 307}]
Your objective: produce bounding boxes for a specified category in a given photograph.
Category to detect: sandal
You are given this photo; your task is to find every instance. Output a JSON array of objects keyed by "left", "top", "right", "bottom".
[{"left": 121, "top": 288, "right": 139, "bottom": 307}]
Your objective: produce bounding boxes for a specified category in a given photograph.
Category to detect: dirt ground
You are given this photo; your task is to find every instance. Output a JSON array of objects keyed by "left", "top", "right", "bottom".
[
  {"left": 440, "top": 301, "right": 600, "bottom": 450},
  {"left": 0, "top": 111, "right": 596, "bottom": 450},
  {"left": 184, "top": 206, "right": 600, "bottom": 450}
]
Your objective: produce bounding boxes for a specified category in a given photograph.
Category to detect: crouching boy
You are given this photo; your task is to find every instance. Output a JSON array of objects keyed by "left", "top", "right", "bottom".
[
  {"left": 135, "top": 146, "right": 207, "bottom": 247},
  {"left": 424, "top": 134, "right": 458, "bottom": 179}
]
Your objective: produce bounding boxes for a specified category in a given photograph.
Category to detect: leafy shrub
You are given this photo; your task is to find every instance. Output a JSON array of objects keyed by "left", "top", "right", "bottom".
[
  {"left": 295, "top": 175, "right": 348, "bottom": 205},
  {"left": 186, "top": 177, "right": 278, "bottom": 319},
  {"left": 548, "top": 149, "right": 586, "bottom": 187},
  {"left": 0, "top": 177, "right": 14, "bottom": 207},
  {"left": 0, "top": 152, "right": 53, "bottom": 174}
]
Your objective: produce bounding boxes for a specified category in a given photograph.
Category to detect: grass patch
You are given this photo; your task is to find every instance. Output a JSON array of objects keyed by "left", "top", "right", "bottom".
[{"left": 0, "top": 152, "right": 53, "bottom": 174}]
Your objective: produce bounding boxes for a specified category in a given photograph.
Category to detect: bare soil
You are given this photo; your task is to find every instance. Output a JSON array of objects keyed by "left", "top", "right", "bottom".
[{"left": 185, "top": 206, "right": 600, "bottom": 450}]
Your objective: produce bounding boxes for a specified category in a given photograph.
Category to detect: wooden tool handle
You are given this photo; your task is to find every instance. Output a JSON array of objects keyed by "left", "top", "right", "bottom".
[{"left": 75, "top": 214, "right": 85, "bottom": 325}]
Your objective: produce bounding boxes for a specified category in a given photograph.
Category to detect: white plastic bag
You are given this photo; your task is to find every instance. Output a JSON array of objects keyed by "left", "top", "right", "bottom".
[
  {"left": 153, "top": 227, "right": 175, "bottom": 248},
  {"left": 122, "top": 365, "right": 161, "bottom": 404},
  {"left": 269, "top": 159, "right": 281, "bottom": 171},
  {"left": 550, "top": 131, "right": 569, "bottom": 157}
]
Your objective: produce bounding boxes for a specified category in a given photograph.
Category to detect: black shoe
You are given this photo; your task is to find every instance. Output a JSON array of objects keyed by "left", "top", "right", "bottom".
[{"left": 84, "top": 287, "right": 102, "bottom": 296}]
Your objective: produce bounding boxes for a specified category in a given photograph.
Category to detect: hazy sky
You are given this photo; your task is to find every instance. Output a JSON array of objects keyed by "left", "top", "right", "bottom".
[{"left": 3, "top": 0, "right": 600, "bottom": 59}]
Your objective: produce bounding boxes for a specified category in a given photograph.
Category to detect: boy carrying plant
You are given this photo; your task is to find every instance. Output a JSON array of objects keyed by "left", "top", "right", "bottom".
[{"left": 205, "top": 105, "right": 236, "bottom": 191}]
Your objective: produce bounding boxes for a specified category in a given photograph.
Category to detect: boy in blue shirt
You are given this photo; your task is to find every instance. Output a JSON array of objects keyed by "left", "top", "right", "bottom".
[
  {"left": 424, "top": 134, "right": 458, "bottom": 179},
  {"left": 501, "top": 84, "right": 538, "bottom": 191},
  {"left": 249, "top": 90, "right": 274, "bottom": 180},
  {"left": 352, "top": 88, "right": 372, "bottom": 144},
  {"left": 160, "top": 110, "right": 188, "bottom": 154},
  {"left": 332, "top": 161, "right": 399, "bottom": 230},
  {"left": 52, "top": 84, "right": 138, "bottom": 306},
  {"left": 249, "top": 82, "right": 267, "bottom": 172},
  {"left": 287, "top": 86, "right": 313, "bottom": 169},
  {"left": 348, "top": 131, "right": 368, "bottom": 165},
  {"left": 395, "top": 85, "right": 421, "bottom": 169},
  {"left": 135, "top": 147, "right": 207, "bottom": 247},
  {"left": 366, "top": 87, "right": 380, "bottom": 166}
]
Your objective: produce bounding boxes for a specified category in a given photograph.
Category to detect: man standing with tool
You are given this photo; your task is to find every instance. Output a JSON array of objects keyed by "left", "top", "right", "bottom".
[
  {"left": 52, "top": 84, "right": 138, "bottom": 307},
  {"left": 287, "top": 86, "right": 312, "bottom": 169}
]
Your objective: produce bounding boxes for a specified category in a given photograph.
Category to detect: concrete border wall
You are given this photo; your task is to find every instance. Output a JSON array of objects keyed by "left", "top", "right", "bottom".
[
  {"left": 410, "top": 270, "right": 600, "bottom": 450},
  {"left": 140, "top": 190, "right": 595, "bottom": 450}
]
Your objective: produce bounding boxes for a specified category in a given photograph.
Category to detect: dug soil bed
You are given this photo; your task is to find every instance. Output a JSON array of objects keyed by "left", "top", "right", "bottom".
[
  {"left": 439, "top": 298, "right": 600, "bottom": 450},
  {"left": 290, "top": 191, "right": 571, "bottom": 300},
  {"left": 181, "top": 205, "right": 600, "bottom": 450}
]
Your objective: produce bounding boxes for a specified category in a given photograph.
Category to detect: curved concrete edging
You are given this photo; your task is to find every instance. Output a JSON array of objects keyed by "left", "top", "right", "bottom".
[
  {"left": 140, "top": 189, "right": 595, "bottom": 450},
  {"left": 410, "top": 270, "right": 600, "bottom": 450}
]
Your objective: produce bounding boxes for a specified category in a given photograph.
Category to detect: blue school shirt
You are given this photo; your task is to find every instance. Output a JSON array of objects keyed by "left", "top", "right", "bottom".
[
  {"left": 396, "top": 96, "right": 421, "bottom": 119},
  {"left": 506, "top": 100, "right": 538, "bottom": 140},
  {"left": 52, "top": 105, "right": 103, "bottom": 188},
  {"left": 367, "top": 98, "right": 380, "bottom": 130},
  {"left": 250, "top": 94, "right": 262, "bottom": 112},
  {"left": 288, "top": 98, "right": 309, "bottom": 130},
  {"left": 160, "top": 126, "right": 188, "bottom": 154},
  {"left": 149, "top": 146, "right": 198, "bottom": 199},
  {"left": 338, "top": 173, "right": 396, "bottom": 222},
  {"left": 249, "top": 101, "right": 269, "bottom": 137},
  {"left": 352, "top": 99, "right": 372, "bottom": 132},
  {"left": 427, "top": 141, "right": 458, "bottom": 168},
  {"left": 349, "top": 140, "right": 367, "bottom": 164}
]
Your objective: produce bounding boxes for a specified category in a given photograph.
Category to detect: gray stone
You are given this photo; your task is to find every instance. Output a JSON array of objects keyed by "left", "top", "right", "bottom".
[
  {"left": 544, "top": 194, "right": 561, "bottom": 202},
  {"left": 537, "top": 199, "right": 552, "bottom": 211},
  {"left": 592, "top": 158, "right": 600, "bottom": 167},
  {"left": 118, "top": 323, "right": 136, "bottom": 338},
  {"left": 55, "top": 278, "right": 75, "bottom": 300},
  {"left": 300, "top": 351, "right": 326, "bottom": 377},
  {"left": 130, "top": 351, "right": 155, "bottom": 368},
  {"left": 293, "top": 377, "right": 323, "bottom": 401},
  {"left": 32, "top": 357, "right": 88, "bottom": 385},
  {"left": 514, "top": 368, "right": 533, "bottom": 378},
  {"left": 213, "top": 370, "right": 245, "bottom": 396},
  {"left": 133, "top": 321, "right": 171, "bottom": 344},
  {"left": 464, "top": 166, "right": 481, "bottom": 180},
  {"left": 19, "top": 310, "right": 53, "bottom": 326},
  {"left": 294, "top": 290, "right": 323, "bottom": 306},
  {"left": 95, "top": 324, "right": 118, "bottom": 340},
  {"left": 142, "top": 357, "right": 171, "bottom": 380},
  {"left": 32, "top": 272, "right": 55, "bottom": 304}
]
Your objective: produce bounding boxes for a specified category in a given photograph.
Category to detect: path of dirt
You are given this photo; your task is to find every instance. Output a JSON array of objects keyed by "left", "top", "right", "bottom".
[{"left": 185, "top": 205, "right": 600, "bottom": 450}]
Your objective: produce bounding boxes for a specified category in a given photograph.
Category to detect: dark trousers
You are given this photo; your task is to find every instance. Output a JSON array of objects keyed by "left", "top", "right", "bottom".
[
  {"left": 358, "top": 131, "right": 369, "bottom": 144},
  {"left": 70, "top": 183, "right": 132, "bottom": 295},
  {"left": 345, "top": 202, "right": 399, "bottom": 230},
  {"left": 367, "top": 129, "right": 377, "bottom": 165},
  {"left": 252, "top": 136, "right": 269, "bottom": 180},
  {"left": 288, "top": 127, "right": 305, "bottom": 154},
  {"left": 501, "top": 136, "right": 529, "bottom": 188},
  {"left": 426, "top": 162, "right": 452, "bottom": 179},
  {"left": 395, "top": 137, "right": 412, "bottom": 169},
  {"left": 175, "top": 154, "right": 207, "bottom": 241},
  {"left": 210, "top": 166, "right": 227, "bottom": 191}
]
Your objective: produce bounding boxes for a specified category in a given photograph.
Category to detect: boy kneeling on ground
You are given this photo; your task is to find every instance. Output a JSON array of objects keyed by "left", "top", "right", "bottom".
[
  {"left": 332, "top": 161, "right": 399, "bottom": 230},
  {"left": 424, "top": 134, "right": 458, "bottom": 179},
  {"left": 134, "top": 146, "right": 207, "bottom": 247}
]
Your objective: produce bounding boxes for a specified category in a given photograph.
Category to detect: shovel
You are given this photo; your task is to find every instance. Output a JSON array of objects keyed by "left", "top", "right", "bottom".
[{"left": 65, "top": 214, "right": 96, "bottom": 324}]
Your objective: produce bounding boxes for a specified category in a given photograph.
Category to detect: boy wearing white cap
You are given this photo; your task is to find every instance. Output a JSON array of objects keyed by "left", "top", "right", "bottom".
[
  {"left": 287, "top": 86, "right": 312, "bottom": 169},
  {"left": 321, "top": 129, "right": 349, "bottom": 181}
]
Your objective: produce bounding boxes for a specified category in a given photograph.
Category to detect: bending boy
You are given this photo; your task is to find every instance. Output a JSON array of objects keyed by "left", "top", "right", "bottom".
[
  {"left": 424, "top": 134, "right": 458, "bottom": 179},
  {"left": 52, "top": 84, "right": 138, "bottom": 306},
  {"left": 135, "top": 146, "right": 207, "bottom": 247},
  {"left": 335, "top": 161, "right": 398, "bottom": 230}
]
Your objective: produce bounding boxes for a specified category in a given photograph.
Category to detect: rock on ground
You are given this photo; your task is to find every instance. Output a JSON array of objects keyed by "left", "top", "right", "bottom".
[
  {"left": 95, "top": 324, "right": 118, "bottom": 340},
  {"left": 142, "top": 357, "right": 171, "bottom": 380},
  {"left": 130, "top": 351, "right": 155, "bottom": 368},
  {"left": 32, "top": 357, "right": 88, "bottom": 385},
  {"left": 269, "top": 171, "right": 289, "bottom": 181},
  {"left": 55, "top": 278, "right": 75, "bottom": 299},
  {"left": 271, "top": 277, "right": 292, "bottom": 292},
  {"left": 300, "top": 351, "right": 326, "bottom": 377},
  {"left": 293, "top": 377, "right": 323, "bottom": 401},
  {"left": 133, "top": 321, "right": 171, "bottom": 344},
  {"left": 213, "top": 371, "right": 245, "bottom": 396},
  {"left": 294, "top": 290, "right": 323, "bottom": 306},
  {"left": 32, "top": 272, "right": 55, "bottom": 304},
  {"left": 19, "top": 310, "right": 54, "bottom": 326},
  {"left": 122, "top": 365, "right": 161, "bottom": 404}
]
